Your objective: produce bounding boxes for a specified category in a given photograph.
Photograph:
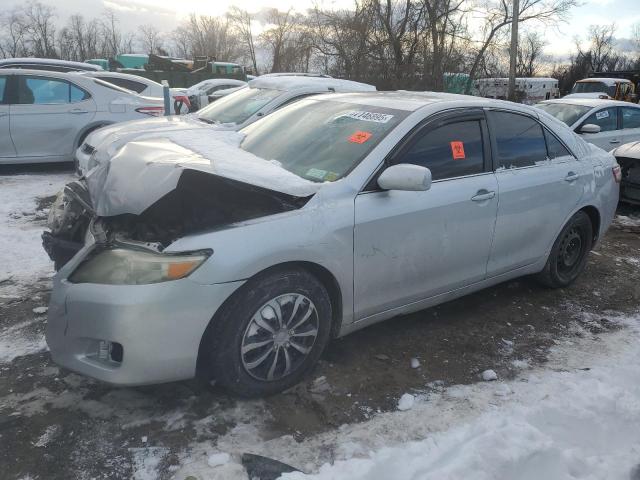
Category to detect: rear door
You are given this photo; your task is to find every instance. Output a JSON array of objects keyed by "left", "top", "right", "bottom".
[
  {"left": 10, "top": 74, "right": 96, "bottom": 159},
  {"left": 487, "top": 110, "right": 585, "bottom": 276},
  {"left": 353, "top": 110, "right": 499, "bottom": 319},
  {"left": 620, "top": 106, "right": 640, "bottom": 144},
  {"left": 578, "top": 106, "right": 621, "bottom": 150},
  {"left": 0, "top": 74, "right": 16, "bottom": 159}
]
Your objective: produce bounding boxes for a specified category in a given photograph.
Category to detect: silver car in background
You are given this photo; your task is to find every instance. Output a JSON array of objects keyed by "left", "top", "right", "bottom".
[
  {"left": 44, "top": 92, "right": 620, "bottom": 397},
  {"left": 0, "top": 69, "right": 164, "bottom": 165},
  {"left": 74, "top": 74, "right": 376, "bottom": 173},
  {"left": 536, "top": 98, "right": 640, "bottom": 151}
]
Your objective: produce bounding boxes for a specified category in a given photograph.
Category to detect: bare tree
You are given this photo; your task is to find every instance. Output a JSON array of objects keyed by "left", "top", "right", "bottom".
[
  {"left": 228, "top": 7, "right": 258, "bottom": 73},
  {"left": 465, "top": 0, "right": 577, "bottom": 92},
  {"left": 23, "top": 0, "right": 57, "bottom": 57},
  {"left": 515, "top": 31, "right": 546, "bottom": 76},
  {"left": 0, "top": 8, "right": 29, "bottom": 58},
  {"left": 101, "top": 9, "right": 123, "bottom": 57},
  {"left": 139, "top": 24, "right": 164, "bottom": 54}
]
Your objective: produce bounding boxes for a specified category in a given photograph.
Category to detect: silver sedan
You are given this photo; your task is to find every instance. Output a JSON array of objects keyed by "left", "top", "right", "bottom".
[{"left": 44, "top": 92, "right": 620, "bottom": 396}]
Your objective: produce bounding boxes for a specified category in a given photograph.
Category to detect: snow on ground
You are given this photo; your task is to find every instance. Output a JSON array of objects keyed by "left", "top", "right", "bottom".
[
  {"left": 0, "top": 318, "right": 47, "bottom": 363},
  {"left": 171, "top": 311, "right": 640, "bottom": 480},
  {"left": 0, "top": 172, "right": 73, "bottom": 298},
  {"left": 614, "top": 214, "right": 640, "bottom": 228}
]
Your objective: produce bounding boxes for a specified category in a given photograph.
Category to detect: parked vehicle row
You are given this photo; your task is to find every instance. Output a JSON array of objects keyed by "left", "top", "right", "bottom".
[
  {"left": 74, "top": 74, "right": 377, "bottom": 174},
  {"left": 43, "top": 91, "right": 620, "bottom": 396}
]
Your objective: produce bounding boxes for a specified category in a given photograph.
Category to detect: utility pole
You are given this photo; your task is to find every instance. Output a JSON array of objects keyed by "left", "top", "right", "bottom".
[{"left": 507, "top": 0, "right": 520, "bottom": 101}]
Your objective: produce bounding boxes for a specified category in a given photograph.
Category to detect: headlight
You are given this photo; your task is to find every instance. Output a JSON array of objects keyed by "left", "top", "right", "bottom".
[{"left": 69, "top": 248, "right": 211, "bottom": 285}]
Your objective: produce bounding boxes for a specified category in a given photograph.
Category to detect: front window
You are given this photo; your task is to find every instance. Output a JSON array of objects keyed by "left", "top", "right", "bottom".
[
  {"left": 571, "top": 81, "right": 616, "bottom": 97},
  {"left": 17, "top": 76, "right": 90, "bottom": 104},
  {"left": 536, "top": 103, "right": 592, "bottom": 126},
  {"left": 197, "top": 87, "right": 279, "bottom": 125},
  {"left": 582, "top": 107, "right": 618, "bottom": 132},
  {"left": 239, "top": 99, "right": 408, "bottom": 182}
]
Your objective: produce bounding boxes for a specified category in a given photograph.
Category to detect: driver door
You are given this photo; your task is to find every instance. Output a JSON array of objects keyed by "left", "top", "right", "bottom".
[{"left": 353, "top": 110, "right": 499, "bottom": 320}]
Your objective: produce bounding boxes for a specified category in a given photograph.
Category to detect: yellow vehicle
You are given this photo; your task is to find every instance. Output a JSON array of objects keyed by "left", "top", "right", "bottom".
[{"left": 567, "top": 78, "right": 638, "bottom": 102}]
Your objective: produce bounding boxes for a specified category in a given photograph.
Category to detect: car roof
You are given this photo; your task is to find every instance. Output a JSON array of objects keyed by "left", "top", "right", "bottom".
[
  {"left": 540, "top": 98, "right": 638, "bottom": 108},
  {"left": 306, "top": 90, "right": 529, "bottom": 112},
  {"left": 0, "top": 57, "right": 102, "bottom": 71},
  {"left": 78, "top": 71, "right": 157, "bottom": 85},
  {"left": 248, "top": 75, "right": 375, "bottom": 92},
  {"left": 577, "top": 78, "right": 632, "bottom": 86}
]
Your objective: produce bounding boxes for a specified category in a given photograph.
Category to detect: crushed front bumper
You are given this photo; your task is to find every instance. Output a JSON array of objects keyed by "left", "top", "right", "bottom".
[{"left": 46, "top": 274, "right": 244, "bottom": 386}]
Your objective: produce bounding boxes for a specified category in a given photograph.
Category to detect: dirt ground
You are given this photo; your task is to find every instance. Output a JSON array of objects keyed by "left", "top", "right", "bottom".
[{"left": 0, "top": 168, "right": 639, "bottom": 479}]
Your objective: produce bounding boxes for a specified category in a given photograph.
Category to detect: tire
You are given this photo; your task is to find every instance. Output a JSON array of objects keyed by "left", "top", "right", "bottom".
[
  {"left": 536, "top": 211, "right": 593, "bottom": 288},
  {"left": 203, "top": 268, "right": 332, "bottom": 397}
]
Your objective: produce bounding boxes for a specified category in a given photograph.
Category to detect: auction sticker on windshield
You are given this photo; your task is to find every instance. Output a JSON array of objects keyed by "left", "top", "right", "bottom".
[
  {"left": 595, "top": 110, "right": 609, "bottom": 120},
  {"left": 349, "top": 131, "right": 373, "bottom": 144},
  {"left": 343, "top": 111, "right": 394, "bottom": 123}
]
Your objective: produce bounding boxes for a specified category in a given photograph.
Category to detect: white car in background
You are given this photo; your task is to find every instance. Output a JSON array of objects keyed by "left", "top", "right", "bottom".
[
  {"left": 0, "top": 69, "right": 164, "bottom": 165},
  {"left": 79, "top": 71, "right": 190, "bottom": 114},
  {"left": 185, "top": 78, "right": 248, "bottom": 110},
  {"left": 536, "top": 98, "right": 640, "bottom": 151},
  {"left": 76, "top": 75, "right": 376, "bottom": 174}
]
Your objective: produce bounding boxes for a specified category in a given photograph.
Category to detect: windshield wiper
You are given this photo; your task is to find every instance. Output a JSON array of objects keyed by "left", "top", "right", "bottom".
[{"left": 198, "top": 117, "right": 217, "bottom": 125}]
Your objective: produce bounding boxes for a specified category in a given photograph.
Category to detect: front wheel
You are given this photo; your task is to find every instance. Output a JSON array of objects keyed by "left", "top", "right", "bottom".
[
  {"left": 203, "top": 269, "right": 332, "bottom": 397},
  {"left": 536, "top": 211, "right": 593, "bottom": 288}
]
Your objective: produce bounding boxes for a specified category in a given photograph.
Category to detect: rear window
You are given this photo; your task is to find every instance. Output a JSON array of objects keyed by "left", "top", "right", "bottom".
[
  {"left": 197, "top": 87, "right": 278, "bottom": 125},
  {"left": 0, "top": 76, "right": 6, "bottom": 103},
  {"left": 240, "top": 99, "right": 408, "bottom": 182},
  {"left": 621, "top": 107, "right": 640, "bottom": 129},
  {"left": 536, "top": 103, "right": 591, "bottom": 126},
  {"left": 490, "top": 111, "right": 547, "bottom": 168},
  {"left": 99, "top": 76, "right": 147, "bottom": 94}
]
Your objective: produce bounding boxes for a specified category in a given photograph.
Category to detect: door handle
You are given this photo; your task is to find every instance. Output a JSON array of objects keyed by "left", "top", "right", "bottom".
[
  {"left": 565, "top": 172, "right": 579, "bottom": 182},
  {"left": 609, "top": 139, "right": 621, "bottom": 144},
  {"left": 471, "top": 190, "right": 496, "bottom": 202},
  {"left": 69, "top": 108, "right": 89, "bottom": 114}
]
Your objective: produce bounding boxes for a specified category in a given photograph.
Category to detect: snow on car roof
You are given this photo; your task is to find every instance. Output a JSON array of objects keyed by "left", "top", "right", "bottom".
[
  {"left": 541, "top": 98, "right": 636, "bottom": 108},
  {"left": 0, "top": 57, "right": 102, "bottom": 70},
  {"left": 313, "top": 90, "right": 510, "bottom": 112},
  {"left": 577, "top": 78, "right": 632, "bottom": 86},
  {"left": 248, "top": 75, "right": 375, "bottom": 92}
]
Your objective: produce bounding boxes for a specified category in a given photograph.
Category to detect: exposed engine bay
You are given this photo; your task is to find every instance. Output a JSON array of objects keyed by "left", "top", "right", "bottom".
[
  {"left": 617, "top": 156, "right": 640, "bottom": 205},
  {"left": 43, "top": 170, "right": 310, "bottom": 270}
]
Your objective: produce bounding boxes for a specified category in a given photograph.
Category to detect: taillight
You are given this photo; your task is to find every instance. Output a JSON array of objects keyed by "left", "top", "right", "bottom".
[
  {"left": 612, "top": 164, "right": 622, "bottom": 183},
  {"left": 135, "top": 106, "right": 164, "bottom": 116}
]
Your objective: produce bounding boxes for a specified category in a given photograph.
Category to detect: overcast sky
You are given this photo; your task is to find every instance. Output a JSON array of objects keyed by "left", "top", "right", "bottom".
[{"left": 4, "top": 0, "right": 640, "bottom": 60}]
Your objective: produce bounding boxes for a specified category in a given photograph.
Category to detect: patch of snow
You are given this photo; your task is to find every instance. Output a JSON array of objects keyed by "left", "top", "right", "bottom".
[
  {"left": 0, "top": 172, "right": 74, "bottom": 297},
  {"left": 481, "top": 369, "right": 498, "bottom": 381},
  {"left": 410, "top": 358, "right": 420, "bottom": 369},
  {"left": 32, "top": 306, "right": 48, "bottom": 315},
  {"left": 614, "top": 215, "right": 640, "bottom": 228},
  {"left": 397, "top": 393, "right": 415, "bottom": 411},
  {"left": 129, "top": 447, "right": 168, "bottom": 480},
  {"left": 207, "top": 452, "right": 231, "bottom": 467},
  {"left": 0, "top": 318, "right": 47, "bottom": 363},
  {"left": 276, "top": 313, "right": 640, "bottom": 480},
  {"left": 33, "top": 424, "right": 59, "bottom": 447},
  {"left": 511, "top": 359, "right": 529, "bottom": 369}
]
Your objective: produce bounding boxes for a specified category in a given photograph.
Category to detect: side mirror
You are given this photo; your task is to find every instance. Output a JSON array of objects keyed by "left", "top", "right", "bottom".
[
  {"left": 377, "top": 164, "right": 432, "bottom": 192},
  {"left": 580, "top": 123, "right": 601, "bottom": 134}
]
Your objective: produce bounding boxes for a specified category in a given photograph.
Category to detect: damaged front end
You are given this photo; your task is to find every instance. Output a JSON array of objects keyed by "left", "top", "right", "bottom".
[
  {"left": 43, "top": 170, "right": 310, "bottom": 271},
  {"left": 617, "top": 156, "right": 640, "bottom": 205}
]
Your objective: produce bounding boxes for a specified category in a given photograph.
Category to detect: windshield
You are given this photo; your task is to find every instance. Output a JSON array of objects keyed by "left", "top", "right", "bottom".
[
  {"left": 239, "top": 99, "right": 408, "bottom": 183},
  {"left": 197, "top": 87, "right": 280, "bottom": 125},
  {"left": 536, "top": 103, "right": 592, "bottom": 126},
  {"left": 571, "top": 81, "right": 616, "bottom": 97}
]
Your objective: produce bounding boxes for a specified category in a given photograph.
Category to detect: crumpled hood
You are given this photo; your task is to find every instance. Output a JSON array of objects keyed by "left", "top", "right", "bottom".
[
  {"left": 85, "top": 130, "right": 322, "bottom": 217},
  {"left": 87, "top": 114, "right": 210, "bottom": 150},
  {"left": 612, "top": 141, "right": 640, "bottom": 160}
]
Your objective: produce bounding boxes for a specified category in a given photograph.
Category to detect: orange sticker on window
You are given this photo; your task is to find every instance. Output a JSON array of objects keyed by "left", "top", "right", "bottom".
[
  {"left": 450, "top": 141, "right": 465, "bottom": 160},
  {"left": 349, "top": 131, "right": 372, "bottom": 144}
]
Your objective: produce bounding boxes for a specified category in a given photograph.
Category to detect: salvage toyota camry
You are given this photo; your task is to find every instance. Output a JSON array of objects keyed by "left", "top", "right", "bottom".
[{"left": 43, "top": 92, "right": 620, "bottom": 396}]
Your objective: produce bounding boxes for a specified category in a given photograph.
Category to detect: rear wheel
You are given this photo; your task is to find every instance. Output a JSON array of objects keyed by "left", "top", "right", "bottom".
[
  {"left": 536, "top": 211, "right": 593, "bottom": 288},
  {"left": 203, "top": 269, "right": 332, "bottom": 397}
]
